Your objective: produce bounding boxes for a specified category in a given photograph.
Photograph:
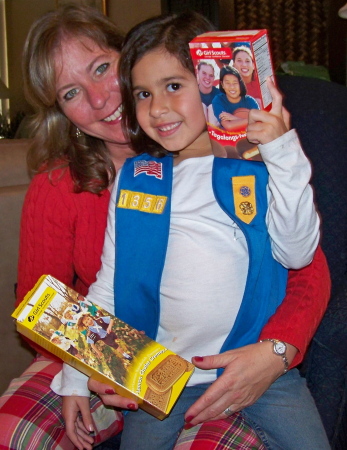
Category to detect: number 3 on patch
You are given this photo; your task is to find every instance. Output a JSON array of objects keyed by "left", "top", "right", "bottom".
[{"left": 117, "top": 189, "right": 167, "bottom": 214}]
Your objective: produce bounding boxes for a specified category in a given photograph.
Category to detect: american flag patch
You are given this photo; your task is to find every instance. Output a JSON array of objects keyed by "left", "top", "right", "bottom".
[{"left": 134, "top": 160, "right": 163, "bottom": 179}]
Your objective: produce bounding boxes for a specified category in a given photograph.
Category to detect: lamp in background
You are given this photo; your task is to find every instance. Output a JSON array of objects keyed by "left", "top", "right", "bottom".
[
  {"left": 0, "top": 77, "right": 10, "bottom": 99},
  {"left": 0, "top": 78, "right": 10, "bottom": 138},
  {"left": 338, "top": 3, "right": 347, "bottom": 19}
]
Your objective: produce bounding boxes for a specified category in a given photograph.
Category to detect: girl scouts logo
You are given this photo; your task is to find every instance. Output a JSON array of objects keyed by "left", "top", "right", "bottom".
[{"left": 231, "top": 176, "right": 256, "bottom": 224}]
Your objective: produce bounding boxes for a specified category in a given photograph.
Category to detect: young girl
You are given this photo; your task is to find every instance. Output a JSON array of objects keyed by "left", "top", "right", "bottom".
[
  {"left": 53, "top": 13, "right": 329, "bottom": 450},
  {"left": 77, "top": 313, "right": 133, "bottom": 361},
  {"left": 211, "top": 66, "right": 260, "bottom": 130}
]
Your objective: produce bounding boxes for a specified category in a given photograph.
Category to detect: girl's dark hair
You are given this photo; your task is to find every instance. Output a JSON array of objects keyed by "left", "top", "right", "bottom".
[
  {"left": 219, "top": 66, "right": 247, "bottom": 98},
  {"left": 23, "top": 5, "right": 124, "bottom": 193},
  {"left": 119, "top": 11, "right": 214, "bottom": 157}
]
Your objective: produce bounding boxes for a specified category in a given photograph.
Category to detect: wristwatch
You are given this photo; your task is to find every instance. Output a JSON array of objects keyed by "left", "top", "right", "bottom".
[{"left": 260, "top": 339, "right": 289, "bottom": 374}]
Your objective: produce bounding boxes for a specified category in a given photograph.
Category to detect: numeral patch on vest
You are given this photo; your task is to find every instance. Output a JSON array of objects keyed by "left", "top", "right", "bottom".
[{"left": 117, "top": 189, "right": 167, "bottom": 214}]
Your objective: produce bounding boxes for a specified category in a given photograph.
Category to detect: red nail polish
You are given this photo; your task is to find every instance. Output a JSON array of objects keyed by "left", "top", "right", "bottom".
[
  {"left": 105, "top": 389, "right": 115, "bottom": 394},
  {"left": 185, "top": 415, "right": 195, "bottom": 423},
  {"left": 127, "top": 403, "right": 137, "bottom": 410},
  {"left": 193, "top": 356, "right": 204, "bottom": 362},
  {"left": 184, "top": 423, "right": 195, "bottom": 430}
]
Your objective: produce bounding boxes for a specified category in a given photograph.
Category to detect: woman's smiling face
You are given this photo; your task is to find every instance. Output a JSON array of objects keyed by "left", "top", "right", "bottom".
[
  {"left": 233, "top": 50, "right": 254, "bottom": 82},
  {"left": 55, "top": 36, "right": 126, "bottom": 146}
]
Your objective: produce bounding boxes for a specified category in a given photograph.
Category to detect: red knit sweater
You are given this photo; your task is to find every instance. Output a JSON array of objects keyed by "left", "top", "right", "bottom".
[{"left": 16, "top": 168, "right": 331, "bottom": 366}]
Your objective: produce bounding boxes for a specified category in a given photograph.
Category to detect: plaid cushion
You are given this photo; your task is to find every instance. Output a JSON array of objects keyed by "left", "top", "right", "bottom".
[
  {"left": 175, "top": 413, "right": 265, "bottom": 450},
  {"left": 0, "top": 355, "right": 123, "bottom": 449},
  {"left": 0, "top": 355, "right": 265, "bottom": 449}
]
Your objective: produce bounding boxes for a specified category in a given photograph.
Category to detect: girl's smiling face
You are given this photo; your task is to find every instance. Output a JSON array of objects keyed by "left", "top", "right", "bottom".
[
  {"left": 233, "top": 50, "right": 254, "bottom": 82},
  {"left": 131, "top": 48, "right": 211, "bottom": 162},
  {"left": 55, "top": 36, "right": 126, "bottom": 147},
  {"left": 222, "top": 74, "right": 241, "bottom": 103},
  {"left": 82, "top": 316, "right": 94, "bottom": 327}
]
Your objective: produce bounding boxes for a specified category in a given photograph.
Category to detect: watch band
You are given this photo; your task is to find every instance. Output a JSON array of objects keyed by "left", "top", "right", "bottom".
[{"left": 259, "top": 339, "right": 289, "bottom": 374}]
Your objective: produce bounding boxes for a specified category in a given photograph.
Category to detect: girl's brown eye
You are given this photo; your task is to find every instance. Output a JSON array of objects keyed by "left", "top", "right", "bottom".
[{"left": 167, "top": 83, "right": 181, "bottom": 92}]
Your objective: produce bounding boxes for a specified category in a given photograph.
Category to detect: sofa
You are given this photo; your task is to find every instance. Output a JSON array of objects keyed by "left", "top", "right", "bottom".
[
  {"left": 0, "top": 138, "right": 36, "bottom": 395},
  {"left": 277, "top": 75, "right": 347, "bottom": 450}
]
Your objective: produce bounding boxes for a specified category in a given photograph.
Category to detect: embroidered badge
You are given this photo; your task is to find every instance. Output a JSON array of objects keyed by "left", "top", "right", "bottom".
[
  {"left": 239, "top": 201, "right": 254, "bottom": 215},
  {"left": 117, "top": 189, "right": 167, "bottom": 214},
  {"left": 240, "top": 185, "right": 251, "bottom": 197},
  {"left": 231, "top": 176, "right": 256, "bottom": 224},
  {"left": 134, "top": 160, "right": 163, "bottom": 179}
]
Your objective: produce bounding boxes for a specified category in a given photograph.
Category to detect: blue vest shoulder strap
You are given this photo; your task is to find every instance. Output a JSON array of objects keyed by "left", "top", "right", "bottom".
[{"left": 114, "top": 154, "right": 173, "bottom": 338}]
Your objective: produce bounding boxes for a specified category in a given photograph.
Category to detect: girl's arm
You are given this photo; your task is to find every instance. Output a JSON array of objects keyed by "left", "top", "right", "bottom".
[
  {"left": 107, "top": 318, "right": 114, "bottom": 334},
  {"left": 219, "top": 112, "right": 249, "bottom": 130},
  {"left": 249, "top": 78, "right": 320, "bottom": 268}
]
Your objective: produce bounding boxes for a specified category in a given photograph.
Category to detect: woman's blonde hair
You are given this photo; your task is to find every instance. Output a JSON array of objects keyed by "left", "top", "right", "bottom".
[{"left": 23, "top": 5, "right": 124, "bottom": 192}]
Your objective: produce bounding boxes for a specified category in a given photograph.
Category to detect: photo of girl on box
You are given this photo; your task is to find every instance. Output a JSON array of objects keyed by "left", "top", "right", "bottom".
[
  {"left": 232, "top": 45, "right": 262, "bottom": 106},
  {"left": 211, "top": 66, "right": 260, "bottom": 131}
]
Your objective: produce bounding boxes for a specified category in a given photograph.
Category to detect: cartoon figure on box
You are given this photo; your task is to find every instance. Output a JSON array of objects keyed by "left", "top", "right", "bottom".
[
  {"left": 50, "top": 330, "right": 85, "bottom": 361},
  {"left": 211, "top": 66, "right": 259, "bottom": 131},
  {"left": 62, "top": 295, "right": 102, "bottom": 327},
  {"left": 77, "top": 313, "right": 133, "bottom": 362}
]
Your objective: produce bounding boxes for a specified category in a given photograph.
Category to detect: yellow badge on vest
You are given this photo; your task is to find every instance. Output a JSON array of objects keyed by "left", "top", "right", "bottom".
[
  {"left": 117, "top": 189, "right": 167, "bottom": 214},
  {"left": 231, "top": 176, "right": 256, "bottom": 224}
]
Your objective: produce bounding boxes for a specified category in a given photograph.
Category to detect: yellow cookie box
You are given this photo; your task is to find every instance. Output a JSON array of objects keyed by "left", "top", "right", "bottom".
[{"left": 12, "top": 275, "right": 194, "bottom": 420}]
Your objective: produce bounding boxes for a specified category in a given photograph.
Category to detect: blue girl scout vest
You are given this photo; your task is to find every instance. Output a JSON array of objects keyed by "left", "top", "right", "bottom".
[{"left": 114, "top": 153, "right": 288, "bottom": 377}]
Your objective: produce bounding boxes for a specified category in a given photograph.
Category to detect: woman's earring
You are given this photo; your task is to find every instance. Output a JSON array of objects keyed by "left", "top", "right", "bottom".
[{"left": 76, "top": 127, "right": 83, "bottom": 138}]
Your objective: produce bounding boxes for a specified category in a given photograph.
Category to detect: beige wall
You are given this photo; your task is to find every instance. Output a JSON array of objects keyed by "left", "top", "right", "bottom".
[
  {"left": 5, "top": 0, "right": 161, "bottom": 120},
  {"left": 108, "top": 0, "right": 161, "bottom": 34},
  {"left": 5, "top": 0, "right": 56, "bottom": 117}
]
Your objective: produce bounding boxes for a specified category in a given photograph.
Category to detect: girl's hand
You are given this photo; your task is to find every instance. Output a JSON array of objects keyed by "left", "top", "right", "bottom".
[
  {"left": 247, "top": 77, "right": 288, "bottom": 145},
  {"left": 62, "top": 396, "right": 94, "bottom": 450},
  {"left": 88, "top": 378, "right": 139, "bottom": 411},
  {"left": 184, "top": 342, "right": 297, "bottom": 427},
  {"left": 107, "top": 318, "right": 114, "bottom": 334}
]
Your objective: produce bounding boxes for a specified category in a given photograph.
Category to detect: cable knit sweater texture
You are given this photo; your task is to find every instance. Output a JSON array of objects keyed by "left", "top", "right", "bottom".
[
  {"left": 16, "top": 167, "right": 330, "bottom": 366},
  {"left": 16, "top": 167, "right": 110, "bottom": 358}
]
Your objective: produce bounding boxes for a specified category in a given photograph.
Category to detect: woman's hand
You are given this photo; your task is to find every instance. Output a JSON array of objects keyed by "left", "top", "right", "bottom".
[
  {"left": 247, "top": 77, "right": 288, "bottom": 145},
  {"left": 62, "top": 396, "right": 95, "bottom": 450},
  {"left": 184, "top": 341, "right": 297, "bottom": 427},
  {"left": 88, "top": 378, "right": 139, "bottom": 411}
]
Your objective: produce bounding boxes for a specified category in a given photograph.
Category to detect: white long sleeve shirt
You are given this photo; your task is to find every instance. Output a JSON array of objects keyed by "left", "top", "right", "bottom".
[{"left": 51, "top": 129, "right": 320, "bottom": 396}]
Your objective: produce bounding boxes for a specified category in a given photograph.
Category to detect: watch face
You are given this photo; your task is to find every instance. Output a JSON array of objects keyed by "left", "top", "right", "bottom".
[{"left": 274, "top": 341, "right": 286, "bottom": 355}]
